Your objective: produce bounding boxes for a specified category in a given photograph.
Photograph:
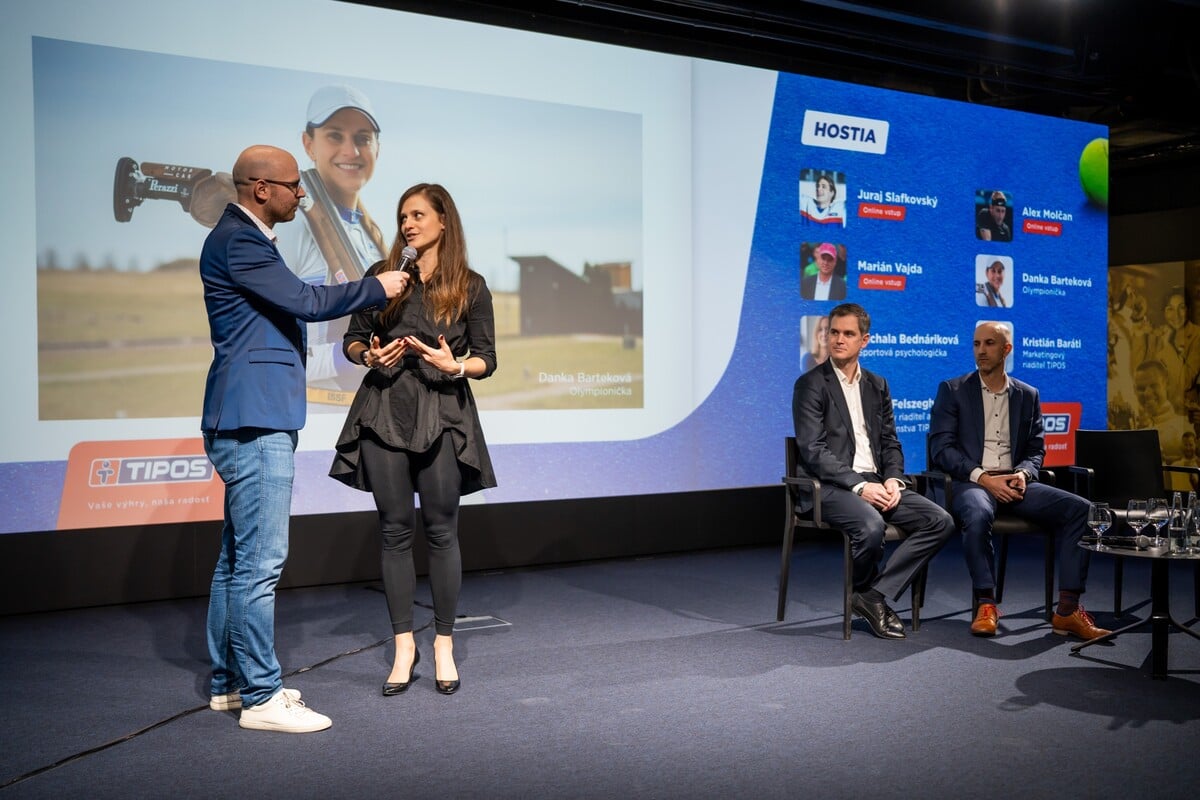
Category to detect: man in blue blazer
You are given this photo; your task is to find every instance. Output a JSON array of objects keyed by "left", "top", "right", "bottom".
[
  {"left": 200, "top": 145, "right": 407, "bottom": 733},
  {"left": 929, "top": 321, "right": 1109, "bottom": 640},
  {"left": 792, "top": 303, "right": 955, "bottom": 638}
]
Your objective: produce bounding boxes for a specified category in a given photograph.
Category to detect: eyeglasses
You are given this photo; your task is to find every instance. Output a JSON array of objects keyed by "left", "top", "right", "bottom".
[{"left": 237, "top": 177, "right": 303, "bottom": 196}]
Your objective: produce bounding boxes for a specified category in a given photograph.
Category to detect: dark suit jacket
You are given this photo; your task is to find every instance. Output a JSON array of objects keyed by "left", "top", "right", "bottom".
[
  {"left": 800, "top": 272, "right": 847, "bottom": 300},
  {"left": 928, "top": 371, "right": 1044, "bottom": 483},
  {"left": 792, "top": 359, "right": 905, "bottom": 505},
  {"left": 200, "top": 204, "right": 386, "bottom": 432}
]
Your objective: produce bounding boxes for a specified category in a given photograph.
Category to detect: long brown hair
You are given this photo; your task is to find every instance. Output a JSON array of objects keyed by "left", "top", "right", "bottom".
[{"left": 378, "top": 183, "right": 470, "bottom": 328}]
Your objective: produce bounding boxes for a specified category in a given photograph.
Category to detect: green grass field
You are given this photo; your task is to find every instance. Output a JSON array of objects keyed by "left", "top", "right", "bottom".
[{"left": 38, "top": 269, "right": 643, "bottom": 418}]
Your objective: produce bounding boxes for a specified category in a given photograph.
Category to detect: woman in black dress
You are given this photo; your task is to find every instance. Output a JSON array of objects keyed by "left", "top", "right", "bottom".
[{"left": 331, "top": 183, "right": 496, "bottom": 696}]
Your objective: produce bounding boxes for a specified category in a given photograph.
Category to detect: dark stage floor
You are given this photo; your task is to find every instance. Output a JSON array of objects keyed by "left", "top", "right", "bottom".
[{"left": 2, "top": 539, "right": 1199, "bottom": 799}]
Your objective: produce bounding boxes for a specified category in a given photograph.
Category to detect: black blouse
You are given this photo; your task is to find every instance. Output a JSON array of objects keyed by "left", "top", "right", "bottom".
[{"left": 329, "top": 265, "right": 497, "bottom": 495}]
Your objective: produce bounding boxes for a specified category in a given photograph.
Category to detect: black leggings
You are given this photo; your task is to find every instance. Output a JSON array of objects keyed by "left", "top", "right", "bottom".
[{"left": 359, "top": 432, "right": 463, "bottom": 636}]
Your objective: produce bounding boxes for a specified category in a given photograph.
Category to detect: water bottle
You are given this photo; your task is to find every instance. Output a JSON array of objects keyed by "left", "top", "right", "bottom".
[
  {"left": 1169, "top": 492, "right": 1186, "bottom": 554},
  {"left": 1188, "top": 491, "right": 1200, "bottom": 554}
]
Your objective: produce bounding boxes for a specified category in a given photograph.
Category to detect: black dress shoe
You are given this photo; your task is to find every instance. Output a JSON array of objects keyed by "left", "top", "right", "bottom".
[
  {"left": 882, "top": 606, "right": 906, "bottom": 635},
  {"left": 851, "top": 592, "right": 906, "bottom": 639},
  {"left": 382, "top": 648, "right": 420, "bottom": 696},
  {"left": 434, "top": 649, "right": 460, "bottom": 695}
]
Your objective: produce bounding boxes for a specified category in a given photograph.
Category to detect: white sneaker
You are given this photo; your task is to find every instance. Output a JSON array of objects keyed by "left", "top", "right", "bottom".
[
  {"left": 209, "top": 687, "right": 301, "bottom": 711},
  {"left": 238, "top": 690, "right": 331, "bottom": 733}
]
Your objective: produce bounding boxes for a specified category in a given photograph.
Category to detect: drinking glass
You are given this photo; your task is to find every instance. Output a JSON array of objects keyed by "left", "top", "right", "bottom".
[
  {"left": 1147, "top": 497, "right": 1170, "bottom": 547},
  {"left": 1087, "top": 502, "right": 1113, "bottom": 551},
  {"left": 1126, "top": 499, "right": 1149, "bottom": 546}
]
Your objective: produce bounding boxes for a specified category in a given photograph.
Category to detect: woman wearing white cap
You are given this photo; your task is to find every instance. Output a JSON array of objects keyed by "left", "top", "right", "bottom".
[{"left": 278, "top": 84, "right": 388, "bottom": 407}]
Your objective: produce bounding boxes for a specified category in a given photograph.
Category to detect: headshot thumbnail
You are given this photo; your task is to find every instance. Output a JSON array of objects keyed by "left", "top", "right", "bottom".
[
  {"left": 800, "top": 241, "right": 847, "bottom": 301},
  {"left": 975, "top": 189, "right": 1014, "bottom": 242},
  {"left": 800, "top": 314, "right": 830, "bottom": 373},
  {"left": 976, "top": 255, "right": 1013, "bottom": 308},
  {"left": 799, "top": 168, "right": 847, "bottom": 227}
]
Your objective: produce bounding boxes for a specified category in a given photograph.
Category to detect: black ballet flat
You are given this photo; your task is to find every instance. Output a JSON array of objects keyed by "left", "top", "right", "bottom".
[{"left": 382, "top": 648, "right": 420, "bottom": 696}]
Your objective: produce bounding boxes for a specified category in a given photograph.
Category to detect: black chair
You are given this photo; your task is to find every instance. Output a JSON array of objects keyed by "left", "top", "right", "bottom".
[
  {"left": 1068, "top": 428, "right": 1200, "bottom": 616},
  {"left": 925, "top": 435, "right": 1058, "bottom": 621},
  {"left": 777, "top": 436, "right": 928, "bottom": 640}
]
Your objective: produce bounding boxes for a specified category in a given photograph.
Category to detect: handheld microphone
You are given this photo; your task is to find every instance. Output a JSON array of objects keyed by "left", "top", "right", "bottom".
[{"left": 398, "top": 246, "right": 419, "bottom": 280}]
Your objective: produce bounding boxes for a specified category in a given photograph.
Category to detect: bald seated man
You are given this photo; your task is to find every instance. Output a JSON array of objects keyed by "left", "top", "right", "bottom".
[
  {"left": 929, "top": 321, "right": 1110, "bottom": 641},
  {"left": 199, "top": 145, "right": 408, "bottom": 733}
]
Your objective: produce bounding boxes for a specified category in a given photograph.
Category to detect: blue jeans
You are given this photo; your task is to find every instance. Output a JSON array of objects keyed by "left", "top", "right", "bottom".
[
  {"left": 953, "top": 480, "right": 1091, "bottom": 594},
  {"left": 204, "top": 429, "right": 297, "bottom": 709}
]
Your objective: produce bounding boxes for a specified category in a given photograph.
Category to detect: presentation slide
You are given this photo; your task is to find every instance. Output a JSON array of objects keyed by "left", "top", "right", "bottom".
[{"left": 1, "top": 0, "right": 1107, "bottom": 533}]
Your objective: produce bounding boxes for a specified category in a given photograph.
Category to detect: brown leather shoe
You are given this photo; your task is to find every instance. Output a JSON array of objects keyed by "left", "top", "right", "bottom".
[
  {"left": 1051, "top": 606, "right": 1111, "bottom": 640},
  {"left": 970, "top": 603, "right": 999, "bottom": 636}
]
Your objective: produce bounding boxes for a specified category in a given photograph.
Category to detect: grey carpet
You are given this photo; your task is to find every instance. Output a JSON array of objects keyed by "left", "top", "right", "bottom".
[{"left": 2, "top": 539, "right": 1198, "bottom": 799}]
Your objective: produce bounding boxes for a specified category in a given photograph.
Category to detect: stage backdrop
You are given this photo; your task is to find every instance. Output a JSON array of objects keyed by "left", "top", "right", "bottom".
[{"left": 1, "top": 0, "right": 1108, "bottom": 533}]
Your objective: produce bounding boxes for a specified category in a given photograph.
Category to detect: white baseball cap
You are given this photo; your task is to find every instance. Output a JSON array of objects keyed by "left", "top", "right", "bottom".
[{"left": 306, "top": 85, "right": 380, "bottom": 132}]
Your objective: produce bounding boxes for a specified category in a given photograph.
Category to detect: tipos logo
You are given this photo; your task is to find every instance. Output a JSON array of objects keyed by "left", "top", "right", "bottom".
[
  {"left": 89, "top": 456, "right": 213, "bottom": 487},
  {"left": 801, "top": 110, "right": 889, "bottom": 155},
  {"left": 1043, "top": 414, "right": 1072, "bottom": 435}
]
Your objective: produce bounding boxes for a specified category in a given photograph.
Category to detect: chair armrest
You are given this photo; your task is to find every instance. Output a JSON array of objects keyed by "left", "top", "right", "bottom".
[
  {"left": 1163, "top": 464, "right": 1200, "bottom": 480},
  {"left": 783, "top": 474, "right": 824, "bottom": 525},
  {"left": 910, "top": 469, "right": 953, "bottom": 507},
  {"left": 909, "top": 468, "right": 953, "bottom": 507},
  {"left": 1065, "top": 465, "right": 1094, "bottom": 498},
  {"left": 1037, "top": 468, "right": 1056, "bottom": 487}
]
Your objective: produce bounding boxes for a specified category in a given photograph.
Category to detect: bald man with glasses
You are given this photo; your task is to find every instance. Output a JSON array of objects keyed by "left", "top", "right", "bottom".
[{"left": 200, "top": 145, "right": 408, "bottom": 733}]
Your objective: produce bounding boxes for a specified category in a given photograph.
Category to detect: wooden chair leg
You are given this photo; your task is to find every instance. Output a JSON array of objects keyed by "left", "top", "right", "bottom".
[
  {"left": 995, "top": 532, "right": 1010, "bottom": 604},
  {"left": 911, "top": 568, "right": 926, "bottom": 632},
  {"left": 1043, "top": 533, "right": 1055, "bottom": 622},
  {"left": 843, "top": 536, "right": 853, "bottom": 640},
  {"left": 777, "top": 517, "right": 795, "bottom": 622}
]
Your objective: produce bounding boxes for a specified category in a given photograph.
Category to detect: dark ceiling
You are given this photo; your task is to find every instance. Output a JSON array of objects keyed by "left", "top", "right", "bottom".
[{"left": 351, "top": 0, "right": 1200, "bottom": 215}]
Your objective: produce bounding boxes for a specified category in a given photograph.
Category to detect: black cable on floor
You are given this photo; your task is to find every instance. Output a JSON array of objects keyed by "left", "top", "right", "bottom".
[{"left": 0, "top": 599, "right": 443, "bottom": 791}]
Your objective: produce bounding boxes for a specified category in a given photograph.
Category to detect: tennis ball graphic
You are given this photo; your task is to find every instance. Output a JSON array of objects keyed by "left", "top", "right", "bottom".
[{"left": 1079, "top": 138, "right": 1108, "bottom": 207}]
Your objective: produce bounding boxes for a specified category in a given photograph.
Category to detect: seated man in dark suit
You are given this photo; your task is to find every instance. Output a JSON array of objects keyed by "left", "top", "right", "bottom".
[
  {"left": 929, "top": 321, "right": 1110, "bottom": 640},
  {"left": 792, "top": 303, "right": 955, "bottom": 638}
]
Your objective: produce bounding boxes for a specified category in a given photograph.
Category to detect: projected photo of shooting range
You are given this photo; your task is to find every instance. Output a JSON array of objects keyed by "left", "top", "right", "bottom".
[{"left": 34, "top": 38, "right": 643, "bottom": 421}]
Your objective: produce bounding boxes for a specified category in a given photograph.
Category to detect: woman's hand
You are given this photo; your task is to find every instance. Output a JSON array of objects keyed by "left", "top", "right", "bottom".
[
  {"left": 404, "top": 334, "right": 459, "bottom": 375},
  {"left": 362, "top": 334, "right": 407, "bottom": 369}
]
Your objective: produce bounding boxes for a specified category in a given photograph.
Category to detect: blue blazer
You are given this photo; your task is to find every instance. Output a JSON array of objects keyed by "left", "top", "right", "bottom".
[
  {"left": 928, "top": 371, "right": 1044, "bottom": 484},
  {"left": 200, "top": 204, "right": 386, "bottom": 432},
  {"left": 792, "top": 359, "right": 906, "bottom": 498}
]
